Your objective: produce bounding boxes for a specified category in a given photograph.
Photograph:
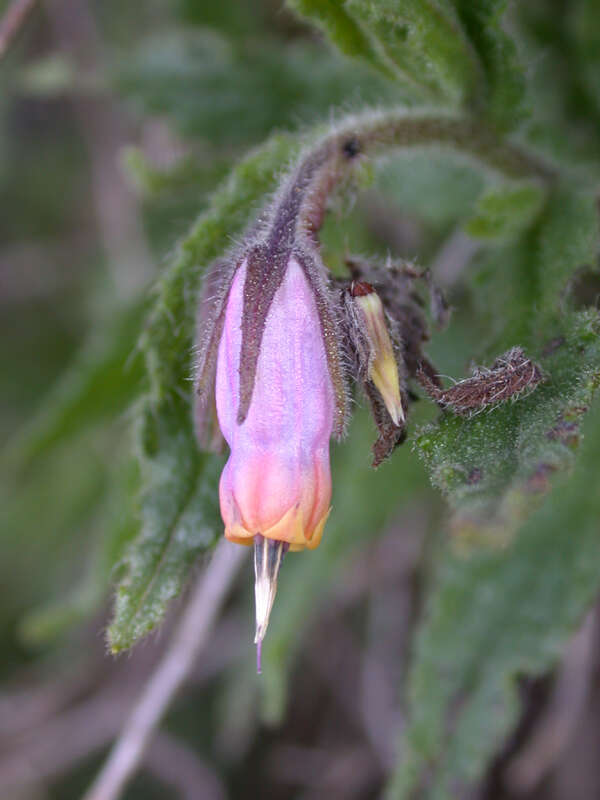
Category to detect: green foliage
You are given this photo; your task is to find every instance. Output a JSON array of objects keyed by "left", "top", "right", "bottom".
[
  {"left": 5, "top": 0, "right": 600, "bottom": 796},
  {"left": 285, "top": 0, "right": 399, "bottom": 83},
  {"left": 343, "top": 0, "right": 481, "bottom": 103},
  {"left": 388, "top": 401, "right": 600, "bottom": 799},
  {"left": 5, "top": 299, "right": 147, "bottom": 474},
  {"left": 514, "top": 0, "right": 600, "bottom": 168},
  {"left": 449, "top": 0, "right": 526, "bottom": 128},
  {"left": 287, "top": 0, "right": 525, "bottom": 125},
  {"left": 114, "top": 28, "right": 398, "bottom": 145},
  {"left": 465, "top": 181, "right": 544, "bottom": 239},
  {"left": 287, "top": 0, "right": 482, "bottom": 103},
  {"left": 387, "top": 178, "right": 600, "bottom": 794},
  {"left": 416, "top": 311, "right": 600, "bottom": 544},
  {"left": 108, "top": 398, "right": 223, "bottom": 652}
]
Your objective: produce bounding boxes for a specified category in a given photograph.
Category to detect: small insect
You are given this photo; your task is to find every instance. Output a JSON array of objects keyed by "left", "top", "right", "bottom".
[{"left": 417, "top": 347, "right": 544, "bottom": 415}]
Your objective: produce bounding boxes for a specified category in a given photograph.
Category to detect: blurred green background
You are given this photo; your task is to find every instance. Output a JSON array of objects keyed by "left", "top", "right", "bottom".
[{"left": 2, "top": 0, "right": 600, "bottom": 798}]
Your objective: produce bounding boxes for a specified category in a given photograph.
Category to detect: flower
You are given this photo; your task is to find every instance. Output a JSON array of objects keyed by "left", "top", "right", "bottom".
[
  {"left": 215, "top": 256, "right": 335, "bottom": 552},
  {"left": 211, "top": 253, "right": 337, "bottom": 657},
  {"left": 193, "top": 135, "right": 415, "bottom": 667}
]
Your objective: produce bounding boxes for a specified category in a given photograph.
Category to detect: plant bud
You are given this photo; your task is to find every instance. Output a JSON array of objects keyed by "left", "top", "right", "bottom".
[{"left": 215, "top": 256, "right": 336, "bottom": 647}]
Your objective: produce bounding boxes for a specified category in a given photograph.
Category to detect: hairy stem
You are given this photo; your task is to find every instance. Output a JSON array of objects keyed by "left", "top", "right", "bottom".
[{"left": 270, "top": 110, "right": 554, "bottom": 249}]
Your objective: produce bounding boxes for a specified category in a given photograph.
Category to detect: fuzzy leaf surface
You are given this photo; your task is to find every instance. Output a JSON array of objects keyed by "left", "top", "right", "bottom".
[
  {"left": 388, "top": 400, "right": 600, "bottom": 799},
  {"left": 387, "top": 179, "right": 600, "bottom": 798},
  {"left": 108, "top": 399, "right": 223, "bottom": 652}
]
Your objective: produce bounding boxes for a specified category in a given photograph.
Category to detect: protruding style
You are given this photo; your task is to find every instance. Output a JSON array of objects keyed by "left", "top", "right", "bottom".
[{"left": 254, "top": 534, "right": 289, "bottom": 671}]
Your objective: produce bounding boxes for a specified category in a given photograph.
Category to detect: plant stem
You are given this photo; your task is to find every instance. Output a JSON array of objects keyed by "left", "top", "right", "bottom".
[
  {"left": 0, "top": 0, "right": 37, "bottom": 59},
  {"left": 83, "top": 539, "right": 247, "bottom": 800},
  {"left": 272, "top": 110, "right": 555, "bottom": 250}
]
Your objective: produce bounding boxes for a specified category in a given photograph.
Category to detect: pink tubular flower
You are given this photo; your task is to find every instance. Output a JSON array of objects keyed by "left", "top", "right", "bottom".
[
  {"left": 194, "top": 136, "right": 409, "bottom": 663},
  {"left": 215, "top": 256, "right": 335, "bottom": 552}
]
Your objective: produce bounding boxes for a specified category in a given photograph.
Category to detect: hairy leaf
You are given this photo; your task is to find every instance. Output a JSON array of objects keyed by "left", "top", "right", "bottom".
[
  {"left": 468, "top": 181, "right": 598, "bottom": 354},
  {"left": 344, "top": 0, "right": 482, "bottom": 104},
  {"left": 416, "top": 311, "right": 600, "bottom": 545},
  {"left": 388, "top": 399, "right": 600, "bottom": 799},
  {"left": 386, "top": 177, "right": 600, "bottom": 797},
  {"left": 416, "top": 180, "right": 599, "bottom": 540},
  {"left": 449, "top": 0, "right": 526, "bottom": 129},
  {"left": 515, "top": 0, "right": 600, "bottom": 170},
  {"left": 285, "top": 0, "right": 398, "bottom": 83},
  {"left": 108, "top": 399, "right": 223, "bottom": 652}
]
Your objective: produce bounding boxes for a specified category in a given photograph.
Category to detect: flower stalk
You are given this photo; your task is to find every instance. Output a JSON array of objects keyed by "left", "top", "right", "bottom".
[{"left": 194, "top": 109, "right": 554, "bottom": 663}]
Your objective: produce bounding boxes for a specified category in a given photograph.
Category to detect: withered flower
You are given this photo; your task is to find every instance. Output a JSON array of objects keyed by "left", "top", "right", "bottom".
[{"left": 417, "top": 346, "right": 544, "bottom": 415}]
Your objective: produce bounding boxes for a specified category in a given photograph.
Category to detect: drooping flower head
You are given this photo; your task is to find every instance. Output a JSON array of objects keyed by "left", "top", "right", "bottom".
[
  {"left": 194, "top": 135, "right": 414, "bottom": 666},
  {"left": 189, "top": 118, "right": 549, "bottom": 670}
]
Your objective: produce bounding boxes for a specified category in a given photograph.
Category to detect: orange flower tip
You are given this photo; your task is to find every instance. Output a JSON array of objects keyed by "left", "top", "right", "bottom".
[{"left": 253, "top": 534, "right": 288, "bottom": 657}]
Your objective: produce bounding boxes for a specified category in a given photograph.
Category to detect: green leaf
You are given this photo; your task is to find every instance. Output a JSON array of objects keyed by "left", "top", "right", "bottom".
[
  {"left": 344, "top": 0, "right": 483, "bottom": 104},
  {"left": 415, "top": 181, "right": 599, "bottom": 542},
  {"left": 449, "top": 0, "right": 526, "bottom": 129},
  {"left": 287, "top": 0, "right": 483, "bottom": 104},
  {"left": 514, "top": 1, "right": 600, "bottom": 170},
  {"left": 4, "top": 298, "right": 147, "bottom": 474},
  {"left": 375, "top": 151, "right": 484, "bottom": 233},
  {"left": 465, "top": 181, "right": 544, "bottom": 239},
  {"left": 534, "top": 183, "right": 600, "bottom": 325},
  {"left": 388, "top": 398, "right": 600, "bottom": 799},
  {"left": 285, "top": 0, "right": 398, "bottom": 83},
  {"left": 107, "top": 398, "right": 223, "bottom": 652},
  {"left": 386, "top": 179, "right": 600, "bottom": 797},
  {"left": 415, "top": 311, "right": 600, "bottom": 545},
  {"left": 469, "top": 180, "right": 599, "bottom": 352}
]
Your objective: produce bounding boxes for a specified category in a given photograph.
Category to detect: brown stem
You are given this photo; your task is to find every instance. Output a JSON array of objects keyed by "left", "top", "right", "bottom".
[
  {"left": 269, "top": 110, "right": 555, "bottom": 254},
  {"left": 83, "top": 540, "right": 247, "bottom": 800},
  {"left": 0, "top": 0, "right": 37, "bottom": 59}
]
